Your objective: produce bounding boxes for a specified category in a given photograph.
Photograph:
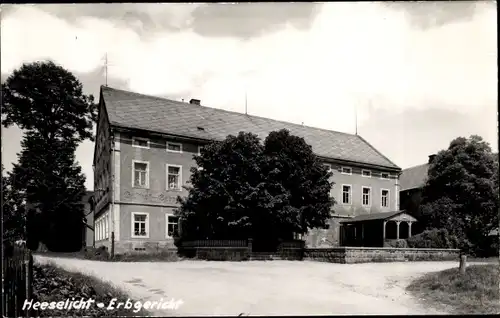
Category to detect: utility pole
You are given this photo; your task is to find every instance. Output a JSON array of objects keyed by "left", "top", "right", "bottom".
[
  {"left": 104, "top": 53, "right": 108, "bottom": 87},
  {"left": 245, "top": 91, "right": 248, "bottom": 115}
]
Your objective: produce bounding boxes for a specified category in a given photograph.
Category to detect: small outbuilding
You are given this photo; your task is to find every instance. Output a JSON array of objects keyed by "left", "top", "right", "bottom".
[{"left": 339, "top": 211, "right": 417, "bottom": 247}]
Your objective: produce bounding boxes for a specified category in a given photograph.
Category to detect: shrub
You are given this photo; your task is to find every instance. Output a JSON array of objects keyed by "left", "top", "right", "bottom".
[
  {"left": 386, "top": 239, "right": 408, "bottom": 248},
  {"left": 407, "top": 228, "right": 460, "bottom": 249}
]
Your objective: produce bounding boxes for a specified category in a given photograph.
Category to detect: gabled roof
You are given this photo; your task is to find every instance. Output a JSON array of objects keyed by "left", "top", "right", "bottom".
[
  {"left": 340, "top": 211, "right": 412, "bottom": 223},
  {"left": 399, "top": 163, "right": 429, "bottom": 191},
  {"left": 100, "top": 86, "right": 401, "bottom": 170}
]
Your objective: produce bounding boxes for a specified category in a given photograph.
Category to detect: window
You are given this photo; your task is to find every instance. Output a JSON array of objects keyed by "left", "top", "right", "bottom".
[
  {"left": 342, "top": 185, "right": 351, "bottom": 204},
  {"left": 132, "top": 137, "right": 149, "bottom": 149},
  {"left": 132, "top": 213, "right": 149, "bottom": 238},
  {"left": 362, "top": 170, "right": 371, "bottom": 178},
  {"left": 323, "top": 163, "right": 332, "bottom": 172},
  {"left": 132, "top": 160, "right": 149, "bottom": 188},
  {"left": 362, "top": 187, "right": 371, "bottom": 206},
  {"left": 166, "top": 142, "right": 182, "bottom": 153},
  {"left": 198, "top": 145, "right": 204, "bottom": 155},
  {"left": 166, "top": 164, "right": 182, "bottom": 190},
  {"left": 381, "top": 189, "right": 389, "bottom": 208},
  {"left": 381, "top": 173, "right": 390, "bottom": 179},
  {"left": 341, "top": 167, "right": 352, "bottom": 175},
  {"left": 166, "top": 214, "right": 179, "bottom": 238}
]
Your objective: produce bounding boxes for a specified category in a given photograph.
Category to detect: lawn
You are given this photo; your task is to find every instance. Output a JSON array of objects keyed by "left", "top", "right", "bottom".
[{"left": 406, "top": 264, "right": 500, "bottom": 314}]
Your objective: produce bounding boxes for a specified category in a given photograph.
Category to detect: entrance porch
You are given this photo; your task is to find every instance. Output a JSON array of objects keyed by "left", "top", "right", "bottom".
[{"left": 339, "top": 211, "right": 417, "bottom": 247}]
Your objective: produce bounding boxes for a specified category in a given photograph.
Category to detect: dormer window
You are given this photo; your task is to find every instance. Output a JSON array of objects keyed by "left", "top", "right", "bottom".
[
  {"left": 166, "top": 142, "right": 182, "bottom": 153},
  {"left": 132, "top": 137, "right": 149, "bottom": 149},
  {"left": 362, "top": 170, "right": 371, "bottom": 178},
  {"left": 341, "top": 167, "right": 352, "bottom": 175}
]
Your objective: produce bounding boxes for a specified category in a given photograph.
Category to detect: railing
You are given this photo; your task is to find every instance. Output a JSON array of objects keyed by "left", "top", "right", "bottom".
[
  {"left": 2, "top": 242, "right": 34, "bottom": 318},
  {"left": 182, "top": 240, "right": 248, "bottom": 248}
]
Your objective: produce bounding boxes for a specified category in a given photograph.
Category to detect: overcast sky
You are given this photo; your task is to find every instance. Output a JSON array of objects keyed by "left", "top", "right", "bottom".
[{"left": 1, "top": 2, "right": 497, "bottom": 190}]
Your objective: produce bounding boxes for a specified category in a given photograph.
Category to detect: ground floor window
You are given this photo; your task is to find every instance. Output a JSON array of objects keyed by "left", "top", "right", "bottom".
[
  {"left": 166, "top": 214, "right": 179, "bottom": 238},
  {"left": 132, "top": 212, "right": 149, "bottom": 238}
]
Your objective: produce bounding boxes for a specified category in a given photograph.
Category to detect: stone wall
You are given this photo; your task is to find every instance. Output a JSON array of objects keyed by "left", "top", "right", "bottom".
[{"left": 304, "top": 247, "right": 460, "bottom": 263}]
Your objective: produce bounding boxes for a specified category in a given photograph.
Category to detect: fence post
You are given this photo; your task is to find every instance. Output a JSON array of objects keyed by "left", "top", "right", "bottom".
[
  {"left": 247, "top": 238, "right": 253, "bottom": 258},
  {"left": 459, "top": 254, "right": 467, "bottom": 274}
]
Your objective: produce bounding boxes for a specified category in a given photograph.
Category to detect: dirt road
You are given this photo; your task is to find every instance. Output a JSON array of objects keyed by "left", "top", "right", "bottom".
[{"left": 35, "top": 256, "right": 465, "bottom": 316}]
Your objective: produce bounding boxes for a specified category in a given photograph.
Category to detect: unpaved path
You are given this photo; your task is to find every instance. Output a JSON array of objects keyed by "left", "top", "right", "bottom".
[{"left": 35, "top": 256, "right": 472, "bottom": 316}]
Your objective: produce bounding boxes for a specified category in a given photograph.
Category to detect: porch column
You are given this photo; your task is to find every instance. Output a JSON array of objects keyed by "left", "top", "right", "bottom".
[
  {"left": 408, "top": 222, "right": 412, "bottom": 238},
  {"left": 382, "top": 221, "right": 387, "bottom": 242},
  {"left": 396, "top": 221, "right": 401, "bottom": 240}
]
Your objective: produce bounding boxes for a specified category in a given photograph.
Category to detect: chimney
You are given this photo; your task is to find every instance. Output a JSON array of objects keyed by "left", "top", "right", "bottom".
[
  {"left": 189, "top": 99, "right": 200, "bottom": 105},
  {"left": 428, "top": 154, "right": 436, "bottom": 164}
]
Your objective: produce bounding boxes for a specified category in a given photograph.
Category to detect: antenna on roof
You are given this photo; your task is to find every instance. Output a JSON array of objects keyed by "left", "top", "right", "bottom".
[
  {"left": 104, "top": 53, "right": 108, "bottom": 87},
  {"left": 245, "top": 91, "right": 248, "bottom": 115},
  {"left": 355, "top": 100, "right": 358, "bottom": 135}
]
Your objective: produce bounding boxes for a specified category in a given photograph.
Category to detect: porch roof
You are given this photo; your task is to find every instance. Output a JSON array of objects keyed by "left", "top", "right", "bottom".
[{"left": 340, "top": 211, "right": 416, "bottom": 224}]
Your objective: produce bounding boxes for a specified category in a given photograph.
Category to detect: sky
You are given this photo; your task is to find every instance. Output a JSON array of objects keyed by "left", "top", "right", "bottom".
[{"left": 1, "top": 2, "right": 498, "bottom": 190}]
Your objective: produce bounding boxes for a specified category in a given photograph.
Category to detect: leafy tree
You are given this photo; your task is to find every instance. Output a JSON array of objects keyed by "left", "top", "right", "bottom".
[
  {"left": 175, "top": 129, "right": 335, "bottom": 247},
  {"left": 419, "top": 135, "right": 498, "bottom": 254},
  {"left": 2, "top": 165, "right": 26, "bottom": 242},
  {"left": 2, "top": 61, "right": 95, "bottom": 252}
]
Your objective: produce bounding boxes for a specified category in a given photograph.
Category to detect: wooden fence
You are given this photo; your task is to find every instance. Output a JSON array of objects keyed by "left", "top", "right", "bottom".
[{"left": 2, "top": 242, "right": 34, "bottom": 318}]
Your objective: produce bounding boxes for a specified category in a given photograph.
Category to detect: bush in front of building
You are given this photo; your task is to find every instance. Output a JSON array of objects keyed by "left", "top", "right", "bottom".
[
  {"left": 406, "top": 228, "right": 461, "bottom": 249},
  {"left": 386, "top": 239, "right": 408, "bottom": 248}
]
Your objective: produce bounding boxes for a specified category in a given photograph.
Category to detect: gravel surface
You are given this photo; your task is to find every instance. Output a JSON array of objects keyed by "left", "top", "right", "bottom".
[{"left": 36, "top": 256, "right": 482, "bottom": 316}]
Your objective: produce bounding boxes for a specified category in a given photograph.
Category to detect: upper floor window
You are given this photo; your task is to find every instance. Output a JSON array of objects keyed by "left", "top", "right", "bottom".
[
  {"left": 342, "top": 185, "right": 351, "bottom": 205},
  {"left": 381, "top": 189, "right": 389, "bottom": 208},
  {"left": 167, "top": 164, "right": 182, "bottom": 190},
  {"left": 323, "top": 163, "right": 332, "bottom": 172},
  {"left": 132, "top": 137, "right": 150, "bottom": 149},
  {"left": 198, "top": 145, "right": 204, "bottom": 156},
  {"left": 166, "top": 142, "right": 182, "bottom": 153},
  {"left": 361, "top": 170, "right": 371, "bottom": 178},
  {"left": 133, "top": 160, "right": 149, "bottom": 188},
  {"left": 166, "top": 214, "right": 179, "bottom": 238},
  {"left": 341, "top": 167, "right": 352, "bottom": 175},
  {"left": 362, "top": 187, "right": 371, "bottom": 206},
  {"left": 381, "top": 173, "right": 390, "bottom": 180}
]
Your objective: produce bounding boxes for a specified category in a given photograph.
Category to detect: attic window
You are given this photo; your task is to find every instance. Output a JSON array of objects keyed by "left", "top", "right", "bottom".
[{"left": 197, "top": 127, "right": 205, "bottom": 131}]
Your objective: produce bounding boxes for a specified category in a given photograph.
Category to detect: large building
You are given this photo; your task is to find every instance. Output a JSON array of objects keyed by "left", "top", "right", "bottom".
[{"left": 92, "top": 86, "right": 402, "bottom": 253}]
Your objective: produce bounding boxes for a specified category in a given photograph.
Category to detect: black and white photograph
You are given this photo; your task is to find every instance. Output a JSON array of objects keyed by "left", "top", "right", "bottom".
[{"left": 1, "top": 2, "right": 498, "bottom": 317}]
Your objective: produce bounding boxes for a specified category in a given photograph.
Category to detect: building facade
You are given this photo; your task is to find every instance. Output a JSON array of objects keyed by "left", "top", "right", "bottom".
[{"left": 93, "top": 86, "right": 402, "bottom": 253}]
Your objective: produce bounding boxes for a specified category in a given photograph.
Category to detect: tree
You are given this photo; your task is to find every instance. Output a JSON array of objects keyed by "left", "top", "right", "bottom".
[
  {"left": 2, "top": 165, "right": 26, "bottom": 242},
  {"left": 175, "top": 129, "right": 335, "bottom": 247},
  {"left": 419, "top": 135, "right": 498, "bottom": 254},
  {"left": 2, "top": 61, "right": 97, "bottom": 142},
  {"left": 2, "top": 61, "right": 95, "bottom": 252}
]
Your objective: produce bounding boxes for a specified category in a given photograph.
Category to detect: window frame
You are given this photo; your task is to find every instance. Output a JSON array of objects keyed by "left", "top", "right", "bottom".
[
  {"left": 341, "top": 184, "right": 352, "bottom": 205},
  {"left": 131, "top": 212, "right": 150, "bottom": 239},
  {"left": 198, "top": 145, "right": 204, "bottom": 156},
  {"left": 165, "top": 213, "right": 179, "bottom": 239},
  {"left": 361, "top": 186, "right": 372, "bottom": 207},
  {"left": 132, "top": 160, "right": 150, "bottom": 189},
  {"left": 341, "top": 166, "right": 352, "bottom": 175},
  {"left": 166, "top": 164, "right": 183, "bottom": 191},
  {"left": 361, "top": 169, "right": 372, "bottom": 178},
  {"left": 381, "top": 188, "right": 390, "bottom": 208},
  {"left": 380, "top": 172, "right": 390, "bottom": 180},
  {"left": 166, "top": 141, "right": 183, "bottom": 154},
  {"left": 132, "top": 137, "right": 150, "bottom": 149}
]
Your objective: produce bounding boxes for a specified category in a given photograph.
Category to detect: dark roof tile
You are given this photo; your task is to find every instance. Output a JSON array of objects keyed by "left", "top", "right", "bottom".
[
  {"left": 400, "top": 164, "right": 429, "bottom": 191},
  {"left": 101, "top": 86, "right": 400, "bottom": 170}
]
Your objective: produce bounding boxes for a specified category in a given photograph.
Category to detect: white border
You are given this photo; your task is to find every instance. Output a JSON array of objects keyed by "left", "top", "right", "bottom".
[
  {"left": 380, "top": 172, "right": 390, "bottom": 180},
  {"left": 361, "top": 186, "right": 372, "bottom": 207},
  {"left": 131, "top": 212, "right": 150, "bottom": 238},
  {"left": 198, "top": 145, "right": 203, "bottom": 156},
  {"left": 166, "top": 164, "right": 183, "bottom": 191},
  {"left": 132, "top": 137, "right": 150, "bottom": 149},
  {"left": 380, "top": 188, "right": 390, "bottom": 208},
  {"left": 132, "top": 160, "right": 150, "bottom": 189},
  {"left": 361, "top": 169, "right": 372, "bottom": 178},
  {"left": 166, "top": 141, "right": 183, "bottom": 153},
  {"left": 341, "top": 184, "right": 352, "bottom": 205}
]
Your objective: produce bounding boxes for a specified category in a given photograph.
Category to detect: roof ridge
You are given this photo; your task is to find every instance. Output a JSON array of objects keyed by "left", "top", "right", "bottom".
[
  {"left": 402, "top": 163, "right": 429, "bottom": 171},
  {"left": 101, "top": 85, "right": 359, "bottom": 138}
]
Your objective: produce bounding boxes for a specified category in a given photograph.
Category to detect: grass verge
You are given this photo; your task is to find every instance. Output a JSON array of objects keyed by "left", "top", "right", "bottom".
[
  {"left": 406, "top": 264, "right": 500, "bottom": 314},
  {"left": 32, "top": 262, "right": 151, "bottom": 316}
]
